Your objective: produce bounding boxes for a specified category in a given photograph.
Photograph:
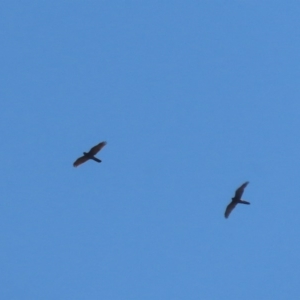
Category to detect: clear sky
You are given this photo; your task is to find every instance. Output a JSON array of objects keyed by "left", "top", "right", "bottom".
[{"left": 1, "top": 1, "right": 300, "bottom": 299}]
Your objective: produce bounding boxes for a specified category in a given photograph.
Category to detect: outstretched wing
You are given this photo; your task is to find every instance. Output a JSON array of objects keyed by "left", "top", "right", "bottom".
[
  {"left": 224, "top": 201, "right": 237, "bottom": 218},
  {"left": 73, "top": 156, "right": 89, "bottom": 167},
  {"left": 88, "top": 141, "right": 107, "bottom": 156},
  {"left": 234, "top": 181, "right": 249, "bottom": 200}
]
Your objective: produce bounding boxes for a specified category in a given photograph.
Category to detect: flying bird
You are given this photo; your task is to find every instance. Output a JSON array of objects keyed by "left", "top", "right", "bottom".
[
  {"left": 224, "top": 181, "right": 250, "bottom": 218},
  {"left": 73, "top": 141, "right": 107, "bottom": 167}
]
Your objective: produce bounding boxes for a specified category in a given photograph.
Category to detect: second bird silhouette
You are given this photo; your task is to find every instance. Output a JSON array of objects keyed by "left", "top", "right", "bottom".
[{"left": 73, "top": 141, "right": 107, "bottom": 167}]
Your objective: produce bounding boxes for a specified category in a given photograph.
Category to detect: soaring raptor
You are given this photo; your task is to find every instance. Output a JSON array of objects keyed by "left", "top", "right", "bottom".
[
  {"left": 73, "top": 141, "right": 107, "bottom": 167},
  {"left": 224, "top": 182, "right": 250, "bottom": 218}
]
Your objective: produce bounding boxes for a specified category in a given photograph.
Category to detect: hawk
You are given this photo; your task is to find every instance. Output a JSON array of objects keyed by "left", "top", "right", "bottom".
[
  {"left": 224, "top": 182, "right": 250, "bottom": 218},
  {"left": 73, "top": 141, "right": 107, "bottom": 167}
]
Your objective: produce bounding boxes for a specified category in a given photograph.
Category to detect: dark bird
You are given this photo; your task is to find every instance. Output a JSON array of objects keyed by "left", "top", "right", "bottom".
[
  {"left": 73, "top": 141, "right": 107, "bottom": 167},
  {"left": 224, "top": 181, "right": 250, "bottom": 218}
]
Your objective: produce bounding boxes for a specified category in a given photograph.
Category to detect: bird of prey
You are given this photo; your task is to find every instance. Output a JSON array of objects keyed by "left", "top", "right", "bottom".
[
  {"left": 73, "top": 141, "right": 107, "bottom": 167},
  {"left": 224, "top": 181, "right": 250, "bottom": 218}
]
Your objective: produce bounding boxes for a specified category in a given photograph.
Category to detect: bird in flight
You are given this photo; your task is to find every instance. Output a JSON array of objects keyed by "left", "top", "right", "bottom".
[
  {"left": 73, "top": 141, "right": 107, "bottom": 167},
  {"left": 224, "top": 181, "right": 250, "bottom": 218}
]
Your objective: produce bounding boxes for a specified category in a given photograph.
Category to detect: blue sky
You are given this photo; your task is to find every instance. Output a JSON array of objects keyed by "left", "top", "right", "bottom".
[{"left": 1, "top": 1, "right": 300, "bottom": 299}]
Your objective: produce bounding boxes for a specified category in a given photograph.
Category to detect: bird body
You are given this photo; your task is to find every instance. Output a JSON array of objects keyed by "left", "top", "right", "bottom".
[
  {"left": 224, "top": 181, "right": 250, "bottom": 218},
  {"left": 83, "top": 152, "right": 102, "bottom": 163},
  {"left": 73, "top": 141, "right": 107, "bottom": 167}
]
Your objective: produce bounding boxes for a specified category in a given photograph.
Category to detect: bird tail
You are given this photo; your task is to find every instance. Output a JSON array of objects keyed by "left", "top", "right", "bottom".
[
  {"left": 238, "top": 200, "right": 250, "bottom": 205},
  {"left": 91, "top": 157, "right": 101, "bottom": 163}
]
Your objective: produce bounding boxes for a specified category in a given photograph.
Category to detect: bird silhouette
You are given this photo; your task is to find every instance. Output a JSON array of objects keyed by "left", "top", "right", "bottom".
[
  {"left": 73, "top": 141, "right": 107, "bottom": 167},
  {"left": 224, "top": 181, "right": 250, "bottom": 218}
]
